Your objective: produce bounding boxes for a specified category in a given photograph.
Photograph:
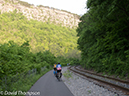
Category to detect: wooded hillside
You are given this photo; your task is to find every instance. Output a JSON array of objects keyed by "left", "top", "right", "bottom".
[
  {"left": 0, "top": 10, "right": 80, "bottom": 91},
  {"left": 77, "top": 0, "right": 129, "bottom": 78},
  {"left": 0, "top": 10, "right": 80, "bottom": 58}
]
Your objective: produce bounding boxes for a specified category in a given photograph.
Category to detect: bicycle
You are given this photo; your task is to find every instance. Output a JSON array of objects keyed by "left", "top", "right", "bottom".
[{"left": 56, "top": 71, "right": 62, "bottom": 81}]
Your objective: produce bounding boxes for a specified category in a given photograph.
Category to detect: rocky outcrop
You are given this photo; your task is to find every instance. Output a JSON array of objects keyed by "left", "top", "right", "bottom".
[{"left": 0, "top": 0, "right": 80, "bottom": 28}]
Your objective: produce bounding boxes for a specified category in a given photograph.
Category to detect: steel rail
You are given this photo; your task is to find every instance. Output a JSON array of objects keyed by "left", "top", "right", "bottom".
[
  {"left": 68, "top": 66, "right": 129, "bottom": 95},
  {"left": 76, "top": 66, "right": 129, "bottom": 84}
]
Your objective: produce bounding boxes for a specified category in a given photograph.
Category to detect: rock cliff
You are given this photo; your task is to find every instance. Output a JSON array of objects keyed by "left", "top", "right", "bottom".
[{"left": 0, "top": 0, "right": 80, "bottom": 28}]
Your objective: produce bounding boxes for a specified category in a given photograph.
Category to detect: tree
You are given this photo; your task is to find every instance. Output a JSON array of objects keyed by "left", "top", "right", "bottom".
[{"left": 77, "top": 0, "right": 129, "bottom": 76}]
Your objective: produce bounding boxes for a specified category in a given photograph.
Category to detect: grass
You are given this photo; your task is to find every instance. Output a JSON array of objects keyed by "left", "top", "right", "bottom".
[
  {"left": 88, "top": 90, "right": 91, "bottom": 94},
  {"left": 1, "top": 68, "right": 51, "bottom": 96},
  {"left": 63, "top": 70, "right": 72, "bottom": 79}
]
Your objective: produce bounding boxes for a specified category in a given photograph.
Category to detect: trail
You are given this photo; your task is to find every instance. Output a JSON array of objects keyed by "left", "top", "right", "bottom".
[{"left": 27, "top": 69, "right": 74, "bottom": 96}]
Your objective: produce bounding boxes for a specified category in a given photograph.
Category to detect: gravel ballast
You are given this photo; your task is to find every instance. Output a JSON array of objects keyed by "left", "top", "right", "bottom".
[{"left": 61, "top": 67, "right": 126, "bottom": 96}]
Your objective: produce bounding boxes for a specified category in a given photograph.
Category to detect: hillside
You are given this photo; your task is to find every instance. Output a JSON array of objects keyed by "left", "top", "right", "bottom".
[
  {"left": 0, "top": 0, "right": 81, "bottom": 58},
  {"left": 0, "top": 0, "right": 80, "bottom": 28},
  {"left": 0, "top": 0, "right": 81, "bottom": 92},
  {"left": 0, "top": 10, "right": 80, "bottom": 58},
  {"left": 77, "top": 0, "right": 129, "bottom": 77}
]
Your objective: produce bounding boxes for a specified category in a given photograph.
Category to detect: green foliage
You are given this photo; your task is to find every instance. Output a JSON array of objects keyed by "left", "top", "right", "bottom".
[
  {"left": 2, "top": 68, "right": 50, "bottom": 95},
  {"left": 63, "top": 70, "right": 72, "bottom": 79},
  {"left": 0, "top": 41, "right": 30, "bottom": 77},
  {"left": 0, "top": 10, "right": 80, "bottom": 58},
  {"left": 0, "top": 41, "right": 57, "bottom": 91},
  {"left": 0, "top": 6, "right": 81, "bottom": 92},
  {"left": 35, "top": 64, "right": 42, "bottom": 74},
  {"left": 68, "top": 57, "right": 80, "bottom": 66},
  {"left": 77, "top": 0, "right": 129, "bottom": 77},
  {"left": 46, "top": 64, "right": 50, "bottom": 69}
]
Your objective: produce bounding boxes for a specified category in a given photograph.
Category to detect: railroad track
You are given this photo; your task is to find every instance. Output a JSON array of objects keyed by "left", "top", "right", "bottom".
[{"left": 68, "top": 66, "right": 129, "bottom": 96}]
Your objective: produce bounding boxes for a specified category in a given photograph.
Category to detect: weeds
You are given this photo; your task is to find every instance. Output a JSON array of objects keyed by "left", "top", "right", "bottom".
[
  {"left": 88, "top": 90, "right": 91, "bottom": 94},
  {"left": 63, "top": 70, "right": 72, "bottom": 79}
]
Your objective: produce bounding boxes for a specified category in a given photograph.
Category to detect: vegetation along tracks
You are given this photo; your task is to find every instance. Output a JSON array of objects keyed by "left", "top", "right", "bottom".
[{"left": 68, "top": 66, "right": 129, "bottom": 96}]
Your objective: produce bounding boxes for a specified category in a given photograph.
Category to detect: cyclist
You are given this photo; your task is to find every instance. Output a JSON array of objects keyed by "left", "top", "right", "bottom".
[
  {"left": 53, "top": 63, "right": 57, "bottom": 75},
  {"left": 56, "top": 62, "right": 62, "bottom": 78}
]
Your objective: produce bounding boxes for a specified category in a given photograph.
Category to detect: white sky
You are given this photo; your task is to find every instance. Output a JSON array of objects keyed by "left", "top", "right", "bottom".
[{"left": 20, "top": 0, "right": 88, "bottom": 15}]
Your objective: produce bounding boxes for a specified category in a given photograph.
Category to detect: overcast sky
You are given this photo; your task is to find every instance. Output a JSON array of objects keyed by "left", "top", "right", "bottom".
[{"left": 20, "top": 0, "right": 88, "bottom": 15}]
